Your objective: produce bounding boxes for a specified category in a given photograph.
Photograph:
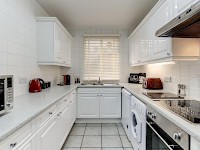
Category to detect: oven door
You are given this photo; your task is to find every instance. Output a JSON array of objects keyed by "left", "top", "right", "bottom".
[
  {"left": 0, "top": 79, "right": 5, "bottom": 112},
  {"left": 146, "top": 117, "right": 183, "bottom": 150}
]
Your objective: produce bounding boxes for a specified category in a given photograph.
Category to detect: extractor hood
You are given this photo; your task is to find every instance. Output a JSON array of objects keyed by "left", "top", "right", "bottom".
[{"left": 156, "top": 1, "right": 200, "bottom": 38}]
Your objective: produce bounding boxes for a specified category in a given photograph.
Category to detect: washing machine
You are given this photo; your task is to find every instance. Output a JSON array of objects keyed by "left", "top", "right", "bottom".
[
  {"left": 122, "top": 89, "right": 132, "bottom": 141},
  {"left": 130, "top": 95, "right": 146, "bottom": 150}
]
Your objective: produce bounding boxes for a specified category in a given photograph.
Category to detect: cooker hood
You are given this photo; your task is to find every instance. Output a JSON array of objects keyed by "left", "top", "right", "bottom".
[{"left": 156, "top": 1, "right": 200, "bottom": 38}]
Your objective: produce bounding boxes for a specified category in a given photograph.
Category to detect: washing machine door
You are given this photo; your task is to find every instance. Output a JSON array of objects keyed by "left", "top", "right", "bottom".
[{"left": 130, "top": 109, "right": 142, "bottom": 143}]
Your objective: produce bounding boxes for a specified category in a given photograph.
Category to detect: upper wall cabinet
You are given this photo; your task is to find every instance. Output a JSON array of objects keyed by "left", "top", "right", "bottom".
[
  {"left": 128, "top": 0, "right": 200, "bottom": 66},
  {"left": 36, "top": 17, "right": 73, "bottom": 67},
  {"left": 173, "top": 0, "right": 199, "bottom": 17}
]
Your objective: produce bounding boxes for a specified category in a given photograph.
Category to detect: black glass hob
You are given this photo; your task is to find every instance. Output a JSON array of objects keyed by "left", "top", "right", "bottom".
[
  {"left": 154, "top": 100, "right": 200, "bottom": 123},
  {"left": 143, "top": 92, "right": 184, "bottom": 99}
]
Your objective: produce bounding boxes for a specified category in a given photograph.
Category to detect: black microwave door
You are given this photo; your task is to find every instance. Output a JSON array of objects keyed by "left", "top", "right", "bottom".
[{"left": 0, "top": 79, "right": 5, "bottom": 111}]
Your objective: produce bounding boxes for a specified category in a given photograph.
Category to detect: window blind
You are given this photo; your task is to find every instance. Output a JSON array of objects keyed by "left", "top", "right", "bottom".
[{"left": 83, "top": 35, "right": 120, "bottom": 81}]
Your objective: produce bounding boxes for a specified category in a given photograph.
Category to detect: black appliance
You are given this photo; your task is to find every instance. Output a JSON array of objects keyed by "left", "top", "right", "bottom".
[
  {"left": 154, "top": 100, "right": 200, "bottom": 123},
  {"left": 128, "top": 73, "right": 146, "bottom": 84},
  {"left": 0, "top": 75, "right": 13, "bottom": 115},
  {"left": 156, "top": 1, "right": 200, "bottom": 38},
  {"left": 63, "top": 75, "right": 70, "bottom": 85},
  {"left": 143, "top": 92, "right": 184, "bottom": 99}
]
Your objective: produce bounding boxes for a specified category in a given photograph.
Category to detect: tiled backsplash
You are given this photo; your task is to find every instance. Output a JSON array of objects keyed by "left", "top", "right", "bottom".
[
  {"left": 131, "top": 60, "right": 200, "bottom": 100},
  {"left": 62, "top": 27, "right": 130, "bottom": 83},
  {"left": 0, "top": 0, "right": 62, "bottom": 97}
]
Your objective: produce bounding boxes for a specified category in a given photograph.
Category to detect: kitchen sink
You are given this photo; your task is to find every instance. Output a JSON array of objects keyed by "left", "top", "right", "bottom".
[{"left": 80, "top": 83, "right": 119, "bottom": 86}]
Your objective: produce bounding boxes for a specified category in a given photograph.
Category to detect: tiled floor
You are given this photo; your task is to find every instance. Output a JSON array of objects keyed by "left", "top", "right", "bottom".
[{"left": 62, "top": 123, "right": 133, "bottom": 150}]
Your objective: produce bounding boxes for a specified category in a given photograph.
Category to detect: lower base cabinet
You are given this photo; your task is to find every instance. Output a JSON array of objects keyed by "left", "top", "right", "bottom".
[
  {"left": 0, "top": 89, "right": 77, "bottom": 150},
  {"left": 77, "top": 88, "right": 121, "bottom": 118}
]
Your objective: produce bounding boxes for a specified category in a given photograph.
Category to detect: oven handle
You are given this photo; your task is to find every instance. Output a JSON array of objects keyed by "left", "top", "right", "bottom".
[{"left": 146, "top": 121, "right": 174, "bottom": 150}]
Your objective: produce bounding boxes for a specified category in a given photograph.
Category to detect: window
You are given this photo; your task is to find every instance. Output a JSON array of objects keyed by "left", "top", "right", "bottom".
[{"left": 83, "top": 35, "right": 120, "bottom": 81}]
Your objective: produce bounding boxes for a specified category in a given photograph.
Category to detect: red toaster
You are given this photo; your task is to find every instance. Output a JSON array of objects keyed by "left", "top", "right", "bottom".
[{"left": 142, "top": 78, "right": 163, "bottom": 89}]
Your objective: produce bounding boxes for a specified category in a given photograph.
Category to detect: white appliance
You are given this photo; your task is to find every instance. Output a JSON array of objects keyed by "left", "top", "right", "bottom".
[
  {"left": 130, "top": 95, "right": 146, "bottom": 150},
  {"left": 122, "top": 89, "right": 132, "bottom": 141}
]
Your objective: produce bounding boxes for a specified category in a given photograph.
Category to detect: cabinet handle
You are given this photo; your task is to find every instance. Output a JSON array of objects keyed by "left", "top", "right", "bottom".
[
  {"left": 49, "top": 112, "right": 53, "bottom": 115},
  {"left": 10, "top": 142, "right": 17, "bottom": 148},
  {"left": 167, "top": 52, "right": 170, "bottom": 56},
  {"left": 57, "top": 112, "right": 62, "bottom": 116},
  {"left": 64, "top": 99, "right": 68, "bottom": 101},
  {"left": 97, "top": 95, "right": 99, "bottom": 96}
]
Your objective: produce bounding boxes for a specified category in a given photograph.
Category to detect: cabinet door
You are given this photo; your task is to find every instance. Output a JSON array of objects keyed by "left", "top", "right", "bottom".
[
  {"left": 140, "top": 20, "right": 150, "bottom": 62},
  {"left": 100, "top": 94, "right": 121, "bottom": 118},
  {"left": 78, "top": 94, "right": 99, "bottom": 118},
  {"left": 173, "top": 0, "right": 199, "bottom": 17},
  {"left": 149, "top": 0, "right": 172, "bottom": 60},
  {"left": 129, "top": 37, "right": 134, "bottom": 65},
  {"left": 36, "top": 115, "right": 59, "bottom": 150},
  {"left": 14, "top": 135, "right": 36, "bottom": 150},
  {"left": 56, "top": 103, "right": 71, "bottom": 150},
  {"left": 54, "top": 23, "right": 63, "bottom": 63}
]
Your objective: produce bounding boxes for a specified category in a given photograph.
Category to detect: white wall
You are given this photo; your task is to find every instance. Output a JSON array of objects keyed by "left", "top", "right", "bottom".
[
  {"left": 0, "top": 0, "right": 62, "bottom": 97},
  {"left": 62, "top": 27, "right": 130, "bottom": 83},
  {"left": 130, "top": 60, "right": 200, "bottom": 100}
]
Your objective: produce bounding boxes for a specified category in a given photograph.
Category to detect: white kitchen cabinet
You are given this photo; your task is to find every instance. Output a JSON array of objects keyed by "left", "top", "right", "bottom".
[
  {"left": 191, "top": 136, "right": 200, "bottom": 150},
  {"left": 128, "top": 0, "right": 200, "bottom": 66},
  {"left": 14, "top": 135, "right": 36, "bottom": 150},
  {"left": 149, "top": 0, "right": 173, "bottom": 61},
  {"left": 173, "top": 0, "right": 199, "bottom": 17},
  {"left": 77, "top": 88, "right": 121, "bottom": 118},
  {"left": 100, "top": 94, "right": 121, "bottom": 118},
  {"left": 78, "top": 94, "right": 99, "bottom": 118},
  {"left": 37, "top": 17, "right": 72, "bottom": 67}
]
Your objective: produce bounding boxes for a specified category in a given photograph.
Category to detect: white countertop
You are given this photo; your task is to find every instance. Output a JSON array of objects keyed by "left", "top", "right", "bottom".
[
  {"left": 0, "top": 83, "right": 200, "bottom": 142},
  {"left": 121, "top": 83, "right": 200, "bottom": 141},
  {"left": 0, "top": 85, "right": 77, "bottom": 142}
]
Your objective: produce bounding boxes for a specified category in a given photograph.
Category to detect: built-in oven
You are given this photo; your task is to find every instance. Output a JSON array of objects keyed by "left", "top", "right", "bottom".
[{"left": 146, "top": 105, "right": 189, "bottom": 150}]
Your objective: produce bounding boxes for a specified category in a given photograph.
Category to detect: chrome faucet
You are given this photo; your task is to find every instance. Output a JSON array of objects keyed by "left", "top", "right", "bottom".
[{"left": 97, "top": 77, "right": 103, "bottom": 85}]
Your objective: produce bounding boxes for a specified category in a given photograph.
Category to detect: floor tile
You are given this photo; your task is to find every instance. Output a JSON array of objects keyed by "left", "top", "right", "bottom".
[
  {"left": 82, "top": 136, "right": 101, "bottom": 148},
  {"left": 120, "top": 136, "right": 132, "bottom": 148},
  {"left": 102, "top": 123, "right": 116, "bottom": 127},
  {"left": 63, "top": 136, "right": 83, "bottom": 148},
  {"left": 102, "top": 148, "right": 123, "bottom": 150},
  {"left": 70, "top": 127, "right": 85, "bottom": 135},
  {"left": 102, "top": 136, "right": 122, "bottom": 147},
  {"left": 85, "top": 127, "right": 101, "bottom": 135},
  {"left": 86, "top": 123, "right": 101, "bottom": 127},
  {"left": 74, "top": 123, "right": 86, "bottom": 127},
  {"left": 117, "top": 126, "right": 126, "bottom": 136},
  {"left": 102, "top": 126, "right": 118, "bottom": 135}
]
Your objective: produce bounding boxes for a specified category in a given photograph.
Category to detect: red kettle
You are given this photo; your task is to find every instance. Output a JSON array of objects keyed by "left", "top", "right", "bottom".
[{"left": 29, "top": 79, "right": 41, "bottom": 93}]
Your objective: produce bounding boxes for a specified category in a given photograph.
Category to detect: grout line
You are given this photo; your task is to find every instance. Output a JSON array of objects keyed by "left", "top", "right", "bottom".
[
  {"left": 117, "top": 123, "right": 124, "bottom": 148},
  {"left": 80, "top": 124, "right": 86, "bottom": 148}
]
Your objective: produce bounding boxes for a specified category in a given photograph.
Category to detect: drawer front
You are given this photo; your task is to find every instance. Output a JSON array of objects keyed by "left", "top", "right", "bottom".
[
  {"left": 60, "top": 89, "right": 76, "bottom": 108},
  {"left": 37, "top": 103, "right": 57, "bottom": 128},
  {"left": 100, "top": 88, "right": 121, "bottom": 94},
  {"left": 78, "top": 88, "right": 99, "bottom": 94},
  {"left": 0, "top": 122, "right": 33, "bottom": 149}
]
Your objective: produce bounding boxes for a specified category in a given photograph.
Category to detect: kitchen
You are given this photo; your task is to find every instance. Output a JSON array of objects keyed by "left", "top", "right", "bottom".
[{"left": 0, "top": 0, "right": 200, "bottom": 150}]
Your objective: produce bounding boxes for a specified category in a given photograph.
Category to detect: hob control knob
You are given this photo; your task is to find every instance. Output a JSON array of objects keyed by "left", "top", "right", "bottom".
[
  {"left": 6, "top": 103, "right": 12, "bottom": 107},
  {"left": 173, "top": 133, "right": 181, "bottom": 140},
  {"left": 147, "top": 111, "right": 152, "bottom": 115},
  {"left": 152, "top": 114, "right": 156, "bottom": 119}
]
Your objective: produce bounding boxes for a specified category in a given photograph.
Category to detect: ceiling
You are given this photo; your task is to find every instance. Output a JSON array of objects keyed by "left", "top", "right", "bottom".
[{"left": 36, "top": 0, "right": 158, "bottom": 29}]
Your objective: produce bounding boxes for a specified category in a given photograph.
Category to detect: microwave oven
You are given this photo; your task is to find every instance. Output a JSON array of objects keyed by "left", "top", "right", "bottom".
[{"left": 0, "top": 75, "right": 13, "bottom": 115}]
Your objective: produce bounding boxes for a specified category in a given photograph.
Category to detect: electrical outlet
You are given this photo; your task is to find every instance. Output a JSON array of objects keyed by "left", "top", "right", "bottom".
[
  {"left": 164, "top": 76, "right": 171, "bottom": 82},
  {"left": 19, "top": 77, "right": 27, "bottom": 84}
]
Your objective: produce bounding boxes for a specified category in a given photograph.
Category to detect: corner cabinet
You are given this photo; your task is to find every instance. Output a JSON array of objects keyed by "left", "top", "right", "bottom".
[
  {"left": 77, "top": 88, "right": 121, "bottom": 118},
  {"left": 128, "top": 0, "right": 200, "bottom": 66},
  {"left": 36, "top": 17, "right": 72, "bottom": 67}
]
